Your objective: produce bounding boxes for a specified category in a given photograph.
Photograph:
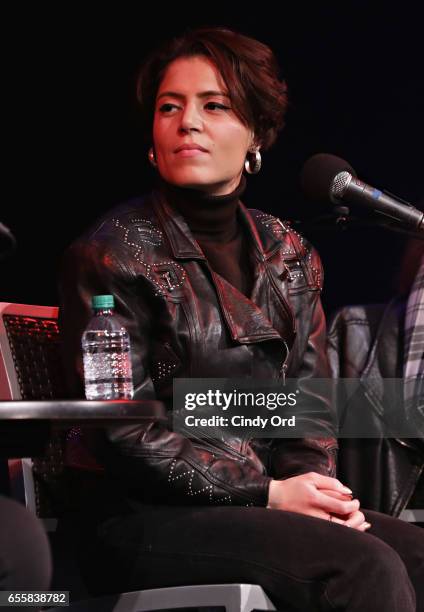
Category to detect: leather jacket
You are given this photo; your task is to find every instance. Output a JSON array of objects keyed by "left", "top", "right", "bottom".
[
  {"left": 59, "top": 189, "right": 337, "bottom": 507},
  {"left": 327, "top": 298, "right": 424, "bottom": 516}
]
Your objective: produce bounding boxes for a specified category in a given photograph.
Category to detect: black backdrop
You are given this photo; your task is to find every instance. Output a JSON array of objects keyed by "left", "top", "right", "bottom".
[{"left": 2, "top": 4, "right": 423, "bottom": 316}]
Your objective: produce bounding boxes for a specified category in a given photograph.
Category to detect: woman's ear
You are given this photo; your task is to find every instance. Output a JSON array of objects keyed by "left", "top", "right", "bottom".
[
  {"left": 248, "top": 131, "right": 256, "bottom": 151},
  {"left": 248, "top": 132, "right": 261, "bottom": 152}
]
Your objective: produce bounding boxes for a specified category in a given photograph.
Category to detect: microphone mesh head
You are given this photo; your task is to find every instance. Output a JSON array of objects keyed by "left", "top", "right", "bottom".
[{"left": 330, "top": 171, "right": 352, "bottom": 201}]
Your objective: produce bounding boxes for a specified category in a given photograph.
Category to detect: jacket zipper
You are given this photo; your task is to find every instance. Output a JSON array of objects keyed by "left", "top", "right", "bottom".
[
  {"left": 180, "top": 301, "right": 194, "bottom": 377},
  {"left": 190, "top": 432, "right": 246, "bottom": 461},
  {"left": 266, "top": 266, "right": 296, "bottom": 335},
  {"left": 279, "top": 340, "right": 290, "bottom": 384}
]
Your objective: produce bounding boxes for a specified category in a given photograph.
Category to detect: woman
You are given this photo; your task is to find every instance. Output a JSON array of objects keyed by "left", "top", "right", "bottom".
[{"left": 59, "top": 28, "right": 424, "bottom": 611}]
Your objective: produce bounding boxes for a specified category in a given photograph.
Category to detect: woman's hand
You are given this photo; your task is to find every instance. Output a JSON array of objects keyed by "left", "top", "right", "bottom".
[
  {"left": 319, "top": 489, "right": 371, "bottom": 532},
  {"left": 331, "top": 510, "right": 371, "bottom": 531},
  {"left": 267, "top": 472, "right": 370, "bottom": 531}
]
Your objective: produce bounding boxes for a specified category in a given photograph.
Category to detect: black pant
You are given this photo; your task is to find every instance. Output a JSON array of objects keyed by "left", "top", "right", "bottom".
[
  {"left": 69, "top": 500, "right": 424, "bottom": 612},
  {"left": 0, "top": 496, "right": 52, "bottom": 604}
]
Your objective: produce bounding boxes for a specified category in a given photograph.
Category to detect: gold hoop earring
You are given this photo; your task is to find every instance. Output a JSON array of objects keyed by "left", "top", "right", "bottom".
[
  {"left": 148, "top": 147, "right": 157, "bottom": 167},
  {"left": 244, "top": 149, "right": 262, "bottom": 175}
]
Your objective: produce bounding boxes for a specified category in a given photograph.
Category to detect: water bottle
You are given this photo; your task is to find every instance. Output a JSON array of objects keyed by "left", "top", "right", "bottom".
[{"left": 82, "top": 294, "right": 134, "bottom": 400}]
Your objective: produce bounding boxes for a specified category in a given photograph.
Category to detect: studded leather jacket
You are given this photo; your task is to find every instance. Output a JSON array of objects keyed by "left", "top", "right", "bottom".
[{"left": 59, "top": 189, "right": 337, "bottom": 507}]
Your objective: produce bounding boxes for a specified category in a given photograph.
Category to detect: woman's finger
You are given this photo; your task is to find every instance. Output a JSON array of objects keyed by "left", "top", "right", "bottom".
[
  {"left": 343, "top": 510, "right": 366, "bottom": 528},
  {"left": 330, "top": 512, "right": 371, "bottom": 531},
  {"left": 357, "top": 522, "right": 372, "bottom": 532},
  {"left": 307, "top": 473, "right": 352, "bottom": 494},
  {"left": 315, "top": 491, "right": 360, "bottom": 516},
  {"left": 319, "top": 489, "right": 353, "bottom": 501}
]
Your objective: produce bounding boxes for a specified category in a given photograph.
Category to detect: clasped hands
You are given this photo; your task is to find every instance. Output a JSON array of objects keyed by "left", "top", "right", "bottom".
[{"left": 267, "top": 472, "right": 371, "bottom": 532}]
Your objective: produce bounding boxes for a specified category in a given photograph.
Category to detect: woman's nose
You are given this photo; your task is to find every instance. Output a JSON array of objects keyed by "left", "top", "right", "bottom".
[{"left": 178, "top": 103, "right": 202, "bottom": 133}]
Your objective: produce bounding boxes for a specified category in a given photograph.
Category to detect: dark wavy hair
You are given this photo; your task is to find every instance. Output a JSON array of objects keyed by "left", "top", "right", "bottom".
[{"left": 136, "top": 27, "right": 288, "bottom": 151}]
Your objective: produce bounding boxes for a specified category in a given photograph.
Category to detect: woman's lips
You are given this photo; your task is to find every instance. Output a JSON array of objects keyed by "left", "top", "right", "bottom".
[{"left": 174, "top": 148, "right": 209, "bottom": 158}]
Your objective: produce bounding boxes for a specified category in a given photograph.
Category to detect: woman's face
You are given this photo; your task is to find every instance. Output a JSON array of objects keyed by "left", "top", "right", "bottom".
[{"left": 153, "top": 55, "right": 254, "bottom": 196}]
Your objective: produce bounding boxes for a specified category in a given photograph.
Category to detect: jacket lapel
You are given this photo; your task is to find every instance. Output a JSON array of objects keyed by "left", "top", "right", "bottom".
[
  {"left": 211, "top": 271, "right": 286, "bottom": 344},
  {"left": 154, "top": 191, "right": 295, "bottom": 348}
]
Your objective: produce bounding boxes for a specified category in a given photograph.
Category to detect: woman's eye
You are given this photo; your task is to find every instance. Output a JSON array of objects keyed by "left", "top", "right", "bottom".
[
  {"left": 158, "top": 103, "right": 178, "bottom": 113},
  {"left": 205, "top": 102, "right": 231, "bottom": 111}
]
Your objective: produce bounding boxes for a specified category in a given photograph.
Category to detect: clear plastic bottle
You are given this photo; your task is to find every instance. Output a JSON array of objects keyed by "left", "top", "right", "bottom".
[{"left": 81, "top": 294, "right": 134, "bottom": 400}]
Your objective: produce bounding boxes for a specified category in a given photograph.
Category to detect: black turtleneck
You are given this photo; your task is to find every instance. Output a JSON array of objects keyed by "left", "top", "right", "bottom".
[{"left": 159, "top": 176, "right": 252, "bottom": 296}]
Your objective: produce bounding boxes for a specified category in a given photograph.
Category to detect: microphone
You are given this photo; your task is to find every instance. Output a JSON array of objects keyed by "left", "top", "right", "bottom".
[{"left": 300, "top": 153, "right": 424, "bottom": 233}]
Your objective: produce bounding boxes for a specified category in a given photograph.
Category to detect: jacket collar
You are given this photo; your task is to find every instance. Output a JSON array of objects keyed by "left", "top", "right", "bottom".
[{"left": 153, "top": 190, "right": 283, "bottom": 262}]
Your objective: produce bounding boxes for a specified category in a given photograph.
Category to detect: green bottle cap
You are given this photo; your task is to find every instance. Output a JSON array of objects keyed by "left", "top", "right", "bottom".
[{"left": 92, "top": 295, "right": 115, "bottom": 310}]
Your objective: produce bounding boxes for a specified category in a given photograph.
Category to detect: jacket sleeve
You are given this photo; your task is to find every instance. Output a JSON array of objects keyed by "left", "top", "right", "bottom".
[
  {"left": 59, "top": 238, "right": 272, "bottom": 507},
  {"left": 270, "top": 240, "right": 338, "bottom": 480}
]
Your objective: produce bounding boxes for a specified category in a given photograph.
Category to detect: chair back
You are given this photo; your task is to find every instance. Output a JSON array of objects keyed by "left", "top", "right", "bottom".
[{"left": 0, "top": 302, "right": 67, "bottom": 525}]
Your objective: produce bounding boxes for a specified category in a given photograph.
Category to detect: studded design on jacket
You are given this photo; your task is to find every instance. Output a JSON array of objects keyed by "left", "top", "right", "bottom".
[{"left": 59, "top": 190, "right": 337, "bottom": 507}]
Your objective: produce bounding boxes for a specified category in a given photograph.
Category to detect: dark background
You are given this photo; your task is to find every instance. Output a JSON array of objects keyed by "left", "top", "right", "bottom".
[{"left": 2, "top": 4, "right": 423, "bottom": 315}]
